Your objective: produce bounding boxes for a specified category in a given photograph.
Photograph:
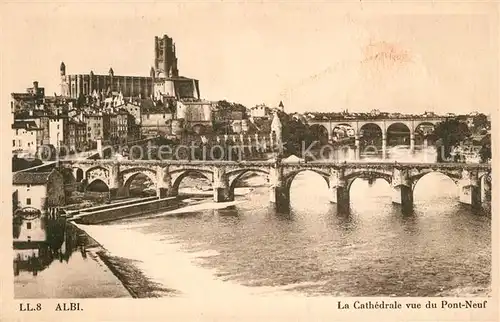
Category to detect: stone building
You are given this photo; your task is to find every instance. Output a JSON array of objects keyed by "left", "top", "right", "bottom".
[
  {"left": 60, "top": 64, "right": 154, "bottom": 99},
  {"left": 249, "top": 104, "right": 271, "bottom": 119},
  {"left": 12, "top": 169, "right": 65, "bottom": 214},
  {"left": 82, "top": 112, "right": 104, "bottom": 144},
  {"left": 48, "top": 116, "right": 65, "bottom": 150},
  {"left": 140, "top": 99, "right": 173, "bottom": 137},
  {"left": 10, "top": 81, "right": 45, "bottom": 112},
  {"left": 12, "top": 120, "right": 42, "bottom": 157},
  {"left": 116, "top": 109, "right": 131, "bottom": 143},
  {"left": 59, "top": 34, "right": 200, "bottom": 101}
]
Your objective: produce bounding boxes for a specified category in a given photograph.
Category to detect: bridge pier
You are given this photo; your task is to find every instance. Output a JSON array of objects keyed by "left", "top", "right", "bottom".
[
  {"left": 109, "top": 188, "right": 119, "bottom": 200},
  {"left": 410, "top": 134, "right": 415, "bottom": 154},
  {"left": 392, "top": 185, "right": 413, "bottom": 214},
  {"left": 269, "top": 186, "right": 290, "bottom": 213},
  {"left": 459, "top": 184, "right": 481, "bottom": 210},
  {"left": 214, "top": 186, "right": 232, "bottom": 202},
  {"left": 329, "top": 186, "right": 350, "bottom": 213},
  {"left": 156, "top": 165, "right": 172, "bottom": 199},
  {"left": 108, "top": 162, "right": 122, "bottom": 202},
  {"left": 391, "top": 168, "right": 413, "bottom": 214},
  {"left": 354, "top": 135, "right": 360, "bottom": 160},
  {"left": 268, "top": 165, "right": 290, "bottom": 213},
  {"left": 213, "top": 168, "right": 233, "bottom": 202},
  {"left": 328, "top": 169, "right": 349, "bottom": 212},
  {"left": 382, "top": 134, "right": 387, "bottom": 160},
  {"left": 458, "top": 170, "right": 481, "bottom": 210}
]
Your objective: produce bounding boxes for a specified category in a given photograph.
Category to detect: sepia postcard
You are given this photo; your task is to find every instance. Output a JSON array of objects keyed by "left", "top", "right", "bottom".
[{"left": 0, "top": 1, "right": 498, "bottom": 321}]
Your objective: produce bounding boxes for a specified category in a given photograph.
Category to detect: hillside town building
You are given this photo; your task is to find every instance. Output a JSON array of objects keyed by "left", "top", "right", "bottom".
[{"left": 12, "top": 169, "right": 65, "bottom": 213}]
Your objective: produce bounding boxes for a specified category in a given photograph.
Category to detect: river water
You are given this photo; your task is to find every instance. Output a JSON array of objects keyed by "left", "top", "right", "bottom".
[
  {"left": 79, "top": 170, "right": 491, "bottom": 298},
  {"left": 15, "top": 147, "right": 491, "bottom": 298}
]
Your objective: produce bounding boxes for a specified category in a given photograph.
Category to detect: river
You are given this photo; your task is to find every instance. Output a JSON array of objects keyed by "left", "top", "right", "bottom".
[
  {"left": 14, "top": 148, "right": 491, "bottom": 298},
  {"left": 77, "top": 171, "right": 491, "bottom": 298}
]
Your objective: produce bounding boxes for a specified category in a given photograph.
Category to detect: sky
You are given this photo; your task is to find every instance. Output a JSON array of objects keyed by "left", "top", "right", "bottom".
[{"left": 1, "top": 2, "right": 498, "bottom": 115}]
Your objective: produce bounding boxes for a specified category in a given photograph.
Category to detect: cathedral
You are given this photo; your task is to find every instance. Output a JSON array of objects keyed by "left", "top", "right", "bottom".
[{"left": 60, "top": 35, "right": 201, "bottom": 101}]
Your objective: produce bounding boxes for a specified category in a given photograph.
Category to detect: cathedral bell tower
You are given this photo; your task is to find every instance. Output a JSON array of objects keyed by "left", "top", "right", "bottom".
[
  {"left": 154, "top": 35, "right": 179, "bottom": 78},
  {"left": 60, "top": 62, "right": 69, "bottom": 96}
]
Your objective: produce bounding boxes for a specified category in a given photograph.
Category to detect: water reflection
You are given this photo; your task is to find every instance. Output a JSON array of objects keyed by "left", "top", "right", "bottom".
[{"left": 13, "top": 215, "right": 83, "bottom": 277}]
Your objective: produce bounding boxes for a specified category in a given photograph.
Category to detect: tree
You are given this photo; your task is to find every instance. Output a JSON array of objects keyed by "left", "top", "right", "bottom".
[
  {"left": 275, "top": 111, "right": 314, "bottom": 157},
  {"left": 213, "top": 100, "right": 248, "bottom": 134},
  {"left": 434, "top": 118, "right": 471, "bottom": 162},
  {"left": 472, "top": 113, "right": 489, "bottom": 132},
  {"left": 479, "top": 144, "right": 491, "bottom": 163},
  {"left": 479, "top": 134, "right": 491, "bottom": 163}
]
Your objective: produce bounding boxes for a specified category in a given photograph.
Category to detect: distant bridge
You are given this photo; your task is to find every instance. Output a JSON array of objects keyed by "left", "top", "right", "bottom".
[
  {"left": 307, "top": 117, "right": 447, "bottom": 158},
  {"left": 59, "top": 159, "right": 491, "bottom": 214}
]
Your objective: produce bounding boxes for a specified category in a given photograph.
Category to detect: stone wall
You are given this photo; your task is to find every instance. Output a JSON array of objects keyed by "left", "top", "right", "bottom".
[{"left": 74, "top": 197, "right": 181, "bottom": 224}]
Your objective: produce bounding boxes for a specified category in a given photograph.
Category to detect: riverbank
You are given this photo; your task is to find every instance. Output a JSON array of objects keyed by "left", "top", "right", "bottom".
[
  {"left": 95, "top": 249, "right": 180, "bottom": 298},
  {"left": 14, "top": 222, "right": 132, "bottom": 299},
  {"left": 70, "top": 222, "right": 180, "bottom": 298}
]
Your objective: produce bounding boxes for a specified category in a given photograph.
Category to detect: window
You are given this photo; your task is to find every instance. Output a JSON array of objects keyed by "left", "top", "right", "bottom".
[
  {"left": 26, "top": 222, "right": 32, "bottom": 229},
  {"left": 26, "top": 198, "right": 31, "bottom": 205},
  {"left": 16, "top": 129, "right": 19, "bottom": 135},
  {"left": 12, "top": 140, "right": 15, "bottom": 147},
  {"left": 57, "top": 124, "right": 60, "bottom": 130}
]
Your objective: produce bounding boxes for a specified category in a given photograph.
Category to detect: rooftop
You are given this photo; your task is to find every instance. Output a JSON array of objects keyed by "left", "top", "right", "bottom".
[
  {"left": 12, "top": 120, "right": 42, "bottom": 130},
  {"left": 13, "top": 171, "right": 53, "bottom": 185}
]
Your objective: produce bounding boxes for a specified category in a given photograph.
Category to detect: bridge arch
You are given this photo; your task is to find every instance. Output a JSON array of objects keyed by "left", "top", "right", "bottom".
[
  {"left": 170, "top": 169, "right": 213, "bottom": 195},
  {"left": 412, "top": 171, "right": 460, "bottom": 203},
  {"left": 123, "top": 172, "right": 157, "bottom": 197},
  {"left": 414, "top": 122, "right": 437, "bottom": 146},
  {"left": 284, "top": 169, "right": 330, "bottom": 191},
  {"left": 227, "top": 169, "right": 270, "bottom": 199},
  {"left": 415, "top": 121, "right": 438, "bottom": 132},
  {"left": 386, "top": 122, "right": 411, "bottom": 147},
  {"left": 344, "top": 171, "right": 392, "bottom": 193},
  {"left": 85, "top": 166, "right": 110, "bottom": 182},
  {"left": 121, "top": 167, "right": 157, "bottom": 186},
  {"left": 410, "top": 170, "right": 462, "bottom": 188},
  {"left": 86, "top": 178, "right": 109, "bottom": 192},
  {"left": 359, "top": 123, "right": 383, "bottom": 150},
  {"left": 331, "top": 123, "right": 355, "bottom": 142},
  {"left": 309, "top": 124, "right": 329, "bottom": 143}
]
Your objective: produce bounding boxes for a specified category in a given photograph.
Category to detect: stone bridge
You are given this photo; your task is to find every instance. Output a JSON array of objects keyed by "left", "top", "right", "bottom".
[
  {"left": 60, "top": 159, "right": 491, "bottom": 214},
  {"left": 308, "top": 117, "right": 446, "bottom": 158}
]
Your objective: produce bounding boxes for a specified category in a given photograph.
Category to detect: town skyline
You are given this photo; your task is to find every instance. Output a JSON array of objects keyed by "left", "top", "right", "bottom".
[{"left": 2, "top": 2, "right": 497, "bottom": 115}]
